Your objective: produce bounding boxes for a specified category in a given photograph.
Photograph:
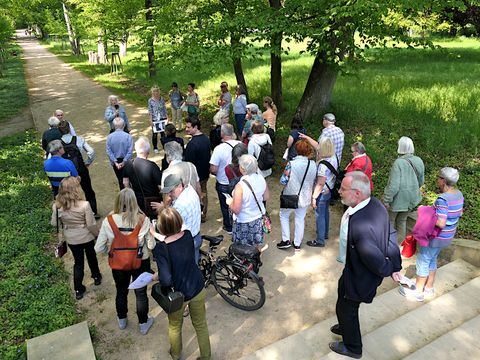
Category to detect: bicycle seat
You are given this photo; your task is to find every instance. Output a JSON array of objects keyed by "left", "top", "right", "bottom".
[
  {"left": 229, "top": 243, "right": 260, "bottom": 258},
  {"left": 201, "top": 234, "right": 224, "bottom": 246}
]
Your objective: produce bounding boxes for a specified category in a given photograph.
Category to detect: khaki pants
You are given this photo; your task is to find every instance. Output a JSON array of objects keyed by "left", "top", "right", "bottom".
[
  {"left": 389, "top": 210, "right": 409, "bottom": 244},
  {"left": 171, "top": 108, "right": 183, "bottom": 130},
  {"left": 168, "top": 289, "right": 211, "bottom": 360}
]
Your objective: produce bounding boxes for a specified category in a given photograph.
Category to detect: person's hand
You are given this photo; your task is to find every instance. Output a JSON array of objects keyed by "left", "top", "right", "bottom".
[
  {"left": 384, "top": 203, "right": 390, "bottom": 209},
  {"left": 299, "top": 133, "right": 307, "bottom": 139},
  {"left": 152, "top": 272, "right": 159, "bottom": 281},
  {"left": 149, "top": 221, "right": 157, "bottom": 237},
  {"left": 391, "top": 272, "right": 402, "bottom": 282},
  {"left": 150, "top": 201, "right": 163, "bottom": 210},
  {"left": 226, "top": 198, "right": 233, "bottom": 206},
  {"left": 115, "top": 110, "right": 120, "bottom": 117}
]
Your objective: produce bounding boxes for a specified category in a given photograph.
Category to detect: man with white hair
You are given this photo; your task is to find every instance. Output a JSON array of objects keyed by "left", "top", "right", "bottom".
[
  {"left": 41, "top": 116, "right": 62, "bottom": 155},
  {"left": 105, "top": 95, "right": 129, "bottom": 132},
  {"left": 123, "top": 136, "right": 162, "bottom": 219},
  {"left": 329, "top": 171, "right": 402, "bottom": 359},
  {"left": 106, "top": 117, "right": 133, "bottom": 190},
  {"left": 43, "top": 139, "right": 78, "bottom": 196},
  {"left": 210, "top": 123, "right": 241, "bottom": 233},
  {"left": 53, "top": 109, "right": 76, "bottom": 136}
]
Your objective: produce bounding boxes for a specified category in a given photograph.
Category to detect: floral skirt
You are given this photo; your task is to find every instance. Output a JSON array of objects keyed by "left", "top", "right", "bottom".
[{"left": 232, "top": 218, "right": 264, "bottom": 246}]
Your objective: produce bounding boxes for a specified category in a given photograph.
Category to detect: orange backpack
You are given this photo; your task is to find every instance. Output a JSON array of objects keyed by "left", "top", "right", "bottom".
[{"left": 107, "top": 215, "right": 144, "bottom": 271}]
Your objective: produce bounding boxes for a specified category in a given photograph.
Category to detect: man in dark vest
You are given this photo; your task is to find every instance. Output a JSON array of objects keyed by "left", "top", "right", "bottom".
[{"left": 329, "top": 171, "right": 402, "bottom": 359}]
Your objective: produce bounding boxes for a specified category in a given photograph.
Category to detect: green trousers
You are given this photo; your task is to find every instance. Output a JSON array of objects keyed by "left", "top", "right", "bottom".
[{"left": 168, "top": 288, "right": 211, "bottom": 360}]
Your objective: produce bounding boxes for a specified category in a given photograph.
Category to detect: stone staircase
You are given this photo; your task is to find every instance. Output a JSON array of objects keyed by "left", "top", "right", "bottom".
[{"left": 241, "top": 259, "right": 480, "bottom": 360}]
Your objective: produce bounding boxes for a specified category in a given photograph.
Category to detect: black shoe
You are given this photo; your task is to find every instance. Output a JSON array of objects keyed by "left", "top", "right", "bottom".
[
  {"left": 94, "top": 275, "right": 102, "bottom": 286},
  {"left": 75, "top": 290, "right": 85, "bottom": 300},
  {"left": 329, "top": 341, "right": 362, "bottom": 359},
  {"left": 330, "top": 323, "right": 342, "bottom": 336},
  {"left": 293, "top": 244, "right": 301, "bottom": 251},
  {"left": 306, "top": 240, "right": 325, "bottom": 247},
  {"left": 94, "top": 213, "right": 101, "bottom": 220},
  {"left": 276, "top": 240, "right": 292, "bottom": 249},
  {"left": 222, "top": 226, "right": 232, "bottom": 235}
]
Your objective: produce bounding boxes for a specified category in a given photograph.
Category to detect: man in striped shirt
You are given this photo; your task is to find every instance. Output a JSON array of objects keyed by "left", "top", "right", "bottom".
[
  {"left": 44, "top": 139, "right": 78, "bottom": 196},
  {"left": 319, "top": 113, "right": 344, "bottom": 165}
]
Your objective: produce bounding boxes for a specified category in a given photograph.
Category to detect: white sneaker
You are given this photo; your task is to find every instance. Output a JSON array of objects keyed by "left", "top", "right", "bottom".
[
  {"left": 398, "top": 285, "right": 424, "bottom": 302},
  {"left": 423, "top": 287, "right": 435, "bottom": 299},
  {"left": 118, "top": 317, "right": 127, "bottom": 330},
  {"left": 139, "top": 316, "right": 154, "bottom": 335}
]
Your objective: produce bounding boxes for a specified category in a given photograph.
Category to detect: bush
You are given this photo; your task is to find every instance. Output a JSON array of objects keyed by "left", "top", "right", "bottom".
[{"left": 0, "top": 131, "right": 78, "bottom": 359}]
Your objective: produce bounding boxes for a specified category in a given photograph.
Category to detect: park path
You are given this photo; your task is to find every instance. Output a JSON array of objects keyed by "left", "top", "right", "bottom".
[{"left": 17, "top": 31, "right": 393, "bottom": 360}]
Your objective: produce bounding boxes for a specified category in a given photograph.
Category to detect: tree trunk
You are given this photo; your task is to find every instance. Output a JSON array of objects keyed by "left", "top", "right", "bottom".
[
  {"left": 231, "top": 35, "right": 248, "bottom": 102},
  {"left": 269, "top": 0, "right": 284, "bottom": 114},
  {"left": 145, "top": 0, "right": 156, "bottom": 77},
  {"left": 97, "top": 31, "right": 107, "bottom": 63},
  {"left": 296, "top": 51, "right": 337, "bottom": 121},
  {"left": 119, "top": 33, "right": 128, "bottom": 57},
  {"left": 62, "top": 2, "right": 80, "bottom": 55}
]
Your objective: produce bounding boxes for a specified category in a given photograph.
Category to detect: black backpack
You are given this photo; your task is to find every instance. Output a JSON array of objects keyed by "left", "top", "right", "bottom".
[
  {"left": 62, "top": 136, "right": 87, "bottom": 173},
  {"left": 319, "top": 159, "right": 341, "bottom": 200},
  {"left": 256, "top": 143, "right": 275, "bottom": 171}
]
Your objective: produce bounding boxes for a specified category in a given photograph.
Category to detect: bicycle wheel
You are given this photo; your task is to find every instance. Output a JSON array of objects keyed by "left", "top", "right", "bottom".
[
  {"left": 198, "top": 249, "right": 211, "bottom": 287},
  {"left": 212, "top": 259, "right": 266, "bottom": 311}
]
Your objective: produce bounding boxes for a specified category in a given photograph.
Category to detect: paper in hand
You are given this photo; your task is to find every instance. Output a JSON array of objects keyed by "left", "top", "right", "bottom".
[
  {"left": 128, "top": 272, "right": 154, "bottom": 289},
  {"left": 223, "top": 193, "right": 232, "bottom": 200},
  {"left": 399, "top": 275, "right": 416, "bottom": 290}
]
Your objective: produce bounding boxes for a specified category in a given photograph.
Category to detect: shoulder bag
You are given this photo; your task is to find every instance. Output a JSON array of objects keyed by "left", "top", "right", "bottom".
[
  {"left": 151, "top": 241, "right": 185, "bottom": 314},
  {"left": 280, "top": 160, "right": 311, "bottom": 209},
  {"left": 55, "top": 207, "right": 68, "bottom": 258},
  {"left": 404, "top": 158, "right": 420, "bottom": 186},
  {"left": 242, "top": 179, "right": 271, "bottom": 234}
]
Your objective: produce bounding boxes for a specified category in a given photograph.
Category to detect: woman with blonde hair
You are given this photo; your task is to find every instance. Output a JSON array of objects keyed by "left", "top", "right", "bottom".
[
  {"left": 95, "top": 188, "right": 154, "bottom": 335},
  {"left": 262, "top": 96, "right": 277, "bottom": 131},
  {"left": 148, "top": 85, "right": 168, "bottom": 153},
  {"left": 51, "top": 177, "right": 101, "bottom": 300},
  {"left": 150, "top": 207, "right": 211, "bottom": 360},
  {"left": 307, "top": 137, "right": 338, "bottom": 248}
]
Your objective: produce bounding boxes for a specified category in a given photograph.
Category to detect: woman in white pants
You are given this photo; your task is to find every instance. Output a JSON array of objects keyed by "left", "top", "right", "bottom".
[{"left": 277, "top": 139, "right": 317, "bottom": 251}]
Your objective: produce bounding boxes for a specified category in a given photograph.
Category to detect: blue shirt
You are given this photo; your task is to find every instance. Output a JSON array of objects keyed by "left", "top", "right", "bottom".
[
  {"left": 106, "top": 129, "right": 133, "bottom": 163},
  {"left": 44, "top": 156, "right": 78, "bottom": 187},
  {"left": 104, "top": 105, "right": 129, "bottom": 130},
  {"left": 169, "top": 90, "right": 184, "bottom": 109},
  {"left": 148, "top": 97, "right": 168, "bottom": 121},
  {"left": 153, "top": 230, "right": 204, "bottom": 301},
  {"left": 233, "top": 94, "right": 247, "bottom": 115}
]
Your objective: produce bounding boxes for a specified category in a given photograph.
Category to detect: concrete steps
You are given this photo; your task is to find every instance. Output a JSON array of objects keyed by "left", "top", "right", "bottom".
[{"left": 241, "top": 259, "right": 479, "bottom": 360}]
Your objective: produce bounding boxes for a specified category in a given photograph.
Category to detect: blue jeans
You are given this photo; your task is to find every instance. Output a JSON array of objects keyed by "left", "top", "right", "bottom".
[
  {"left": 193, "top": 232, "right": 202, "bottom": 265},
  {"left": 416, "top": 246, "right": 443, "bottom": 277},
  {"left": 315, "top": 191, "right": 331, "bottom": 245},
  {"left": 234, "top": 113, "right": 246, "bottom": 135},
  {"left": 215, "top": 182, "right": 232, "bottom": 231}
]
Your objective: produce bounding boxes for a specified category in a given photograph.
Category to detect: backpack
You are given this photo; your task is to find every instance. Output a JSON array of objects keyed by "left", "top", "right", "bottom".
[
  {"left": 61, "top": 136, "right": 87, "bottom": 173},
  {"left": 256, "top": 142, "right": 275, "bottom": 171},
  {"left": 107, "top": 215, "right": 144, "bottom": 270},
  {"left": 319, "top": 159, "right": 341, "bottom": 200}
]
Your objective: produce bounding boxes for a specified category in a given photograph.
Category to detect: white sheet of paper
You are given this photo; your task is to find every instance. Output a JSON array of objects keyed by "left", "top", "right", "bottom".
[
  {"left": 128, "top": 272, "right": 154, "bottom": 289},
  {"left": 399, "top": 275, "right": 416, "bottom": 290},
  {"left": 223, "top": 192, "right": 232, "bottom": 200}
]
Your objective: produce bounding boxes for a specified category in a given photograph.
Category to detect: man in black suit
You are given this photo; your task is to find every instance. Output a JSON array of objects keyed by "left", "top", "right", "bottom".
[{"left": 329, "top": 171, "right": 402, "bottom": 359}]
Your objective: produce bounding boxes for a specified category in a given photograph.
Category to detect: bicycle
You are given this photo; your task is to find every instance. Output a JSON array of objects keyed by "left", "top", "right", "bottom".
[{"left": 199, "top": 234, "right": 266, "bottom": 311}]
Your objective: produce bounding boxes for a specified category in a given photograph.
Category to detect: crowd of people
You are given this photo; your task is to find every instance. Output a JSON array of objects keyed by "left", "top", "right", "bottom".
[{"left": 41, "top": 81, "right": 464, "bottom": 360}]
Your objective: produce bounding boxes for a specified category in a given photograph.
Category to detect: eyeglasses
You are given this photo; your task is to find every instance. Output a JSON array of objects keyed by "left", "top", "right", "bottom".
[
  {"left": 340, "top": 187, "right": 358, "bottom": 192},
  {"left": 220, "top": 85, "right": 227, "bottom": 88},
  {"left": 438, "top": 176, "right": 445, "bottom": 180}
]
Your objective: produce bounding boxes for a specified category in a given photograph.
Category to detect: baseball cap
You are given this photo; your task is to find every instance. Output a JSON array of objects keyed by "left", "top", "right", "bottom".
[
  {"left": 323, "top": 113, "right": 336, "bottom": 122},
  {"left": 246, "top": 103, "right": 259, "bottom": 113},
  {"left": 162, "top": 174, "right": 183, "bottom": 193}
]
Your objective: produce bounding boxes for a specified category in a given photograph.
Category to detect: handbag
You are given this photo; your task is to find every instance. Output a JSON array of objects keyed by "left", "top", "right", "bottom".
[
  {"left": 280, "top": 160, "right": 311, "bottom": 209},
  {"left": 242, "top": 179, "right": 271, "bottom": 234},
  {"left": 55, "top": 207, "right": 68, "bottom": 258},
  {"left": 131, "top": 159, "right": 162, "bottom": 218},
  {"left": 400, "top": 234, "right": 417, "bottom": 258},
  {"left": 151, "top": 242, "right": 184, "bottom": 314}
]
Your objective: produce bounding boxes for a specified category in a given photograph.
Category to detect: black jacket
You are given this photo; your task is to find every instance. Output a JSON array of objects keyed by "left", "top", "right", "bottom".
[{"left": 343, "top": 196, "right": 402, "bottom": 303}]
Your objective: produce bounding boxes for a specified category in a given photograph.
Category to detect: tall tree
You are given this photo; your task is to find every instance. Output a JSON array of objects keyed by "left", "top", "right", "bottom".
[
  {"left": 268, "top": 0, "right": 285, "bottom": 113},
  {"left": 62, "top": 2, "right": 80, "bottom": 55},
  {"left": 144, "top": 0, "right": 156, "bottom": 77}
]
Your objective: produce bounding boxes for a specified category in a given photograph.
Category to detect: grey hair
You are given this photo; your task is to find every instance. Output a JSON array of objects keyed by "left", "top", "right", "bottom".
[
  {"left": 213, "top": 110, "right": 229, "bottom": 126},
  {"left": 238, "top": 154, "right": 258, "bottom": 175},
  {"left": 323, "top": 113, "right": 336, "bottom": 122},
  {"left": 135, "top": 136, "right": 150, "bottom": 155},
  {"left": 48, "top": 116, "right": 60, "bottom": 127},
  {"left": 48, "top": 139, "right": 63, "bottom": 155},
  {"left": 397, "top": 136, "right": 415, "bottom": 155},
  {"left": 113, "top": 117, "right": 125, "bottom": 129},
  {"left": 108, "top": 95, "right": 118, "bottom": 103},
  {"left": 221, "top": 123, "right": 234, "bottom": 137},
  {"left": 440, "top": 167, "right": 460, "bottom": 186},
  {"left": 165, "top": 141, "right": 183, "bottom": 162},
  {"left": 352, "top": 141, "right": 366, "bottom": 154},
  {"left": 345, "top": 171, "right": 371, "bottom": 197}
]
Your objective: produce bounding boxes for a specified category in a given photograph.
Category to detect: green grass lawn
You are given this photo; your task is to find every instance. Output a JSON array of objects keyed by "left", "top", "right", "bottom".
[
  {"left": 0, "top": 43, "right": 28, "bottom": 123},
  {"left": 0, "top": 131, "right": 79, "bottom": 359},
  {"left": 42, "top": 37, "right": 480, "bottom": 239}
]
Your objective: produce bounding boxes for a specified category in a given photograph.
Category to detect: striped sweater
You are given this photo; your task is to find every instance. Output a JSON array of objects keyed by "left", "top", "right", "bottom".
[{"left": 430, "top": 191, "right": 464, "bottom": 248}]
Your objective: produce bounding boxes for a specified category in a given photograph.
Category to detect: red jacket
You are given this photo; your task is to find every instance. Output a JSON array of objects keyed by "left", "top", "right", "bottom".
[{"left": 345, "top": 154, "right": 373, "bottom": 191}]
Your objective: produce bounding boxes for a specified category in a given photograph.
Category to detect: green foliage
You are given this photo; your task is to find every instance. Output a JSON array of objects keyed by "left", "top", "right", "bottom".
[
  {"left": 0, "top": 43, "right": 28, "bottom": 123},
  {"left": 0, "top": 131, "right": 78, "bottom": 359},
  {"left": 0, "top": 13, "right": 14, "bottom": 44}
]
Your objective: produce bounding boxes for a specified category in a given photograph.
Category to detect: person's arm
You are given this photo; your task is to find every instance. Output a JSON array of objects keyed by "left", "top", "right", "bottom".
[
  {"left": 69, "top": 123, "right": 77, "bottom": 136},
  {"left": 209, "top": 147, "right": 220, "bottom": 175},
  {"left": 153, "top": 245, "right": 173, "bottom": 287},
  {"left": 312, "top": 175, "right": 326, "bottom": 209},
  {"left": 104, "top": 106, "right": 115, "bottom": 122},
  {"left": 67, "top": 160, "right": 78, "bottom": 177},
  {"left": 184, "top": 142, "right": 195, "bottom": 163},
  {"left": 434, "top": 197, "right": 448, "bottom": 229},
  {"left": 85, "top": 203, "right": 99, "bottom": 236},
  {"left": 263, "top": 184, "right": 270, "bottom": 202},
  {"left": 105, "top": 138, "right": 116, "bottom": 163},
  {"left": 50, "top": 203, "right": 57, "bottom": 226},
  {"left": 229, "top": 183, "right": 243, "bottom": 214},
  {"left": 280, "top": 162, "right": 291, "bottom": 186},
  {"left": 286, "top": 135, "right": 294, "bottom": 148},
  {"left": 95, "top": 218, "right": 111, "bottom": 254},
  {"left": 82, "top": 139, "right": 95, "bottom": 166},
  {"left": 383, "top": 161, "right": 400, "bottom": 207},
  {"left": 123, "top": 135, "right": 134, "bottom": 162},
  {"left": 299, "top": 133, "right": 318, "bottom": 148},
  {"left": 210, "top": 165, "right": 218, "bottom": 175}
]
